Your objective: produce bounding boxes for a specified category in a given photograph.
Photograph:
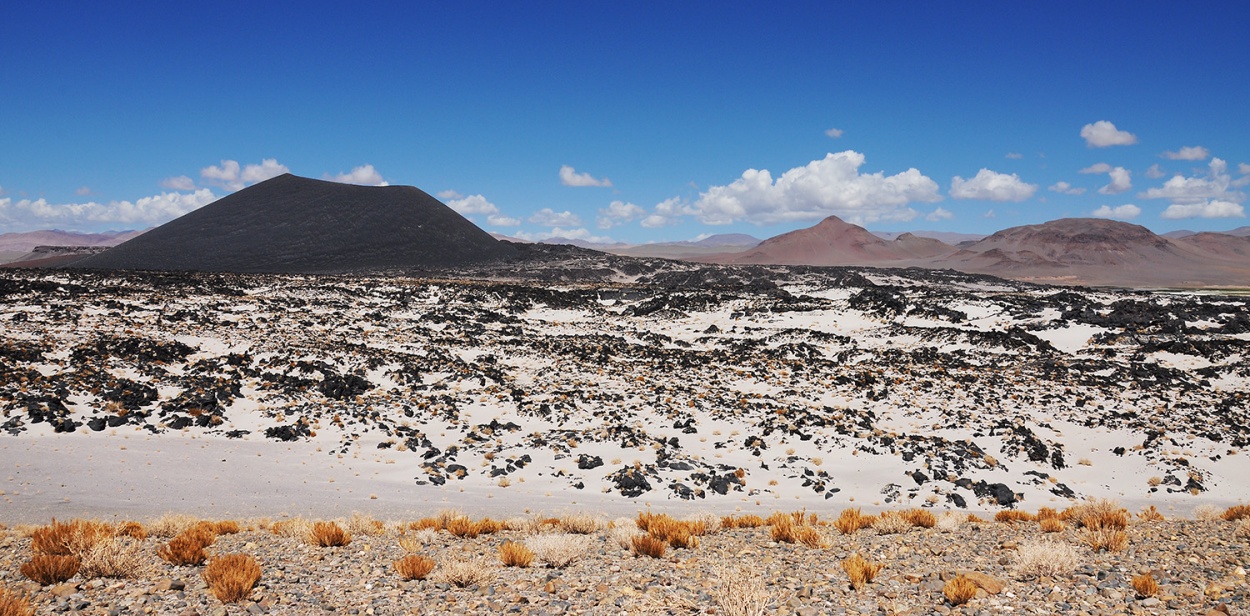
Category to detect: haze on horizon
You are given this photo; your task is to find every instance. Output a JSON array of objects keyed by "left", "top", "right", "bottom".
[{"left": 1, "top": 2, "right": 1247, "bottom": 243}]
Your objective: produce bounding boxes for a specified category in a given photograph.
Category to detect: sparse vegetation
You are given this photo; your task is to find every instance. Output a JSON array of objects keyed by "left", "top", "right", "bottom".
[
  {"left": 833, "top": 508, "right": 874, "bottom": 535},
  {"left": 872, "top": 511, "right": 912, "bottom": 535},
  {"left": 995, "top": 510, "right": 1035, "bottom": 524},
  {"left": 557, "top": 512, "right": 603, "bottom": 534},
  {"left": 630, "top": 534, "right": 667, "bottom": 558},
  {"left": 1039, "top": 518, "right": 1065, "bottom": 533},
  {"left": 20, "top": 555, "right": 80, "bottom": 585},
  {"left": 499, "top": 541, "right": 535, "bottom": 567},
  {"left": 944, "top": 575, "right": 977, "bottom": 606},
  {"left": 309, "top": 521, "right": 351, "bottom": 547},
  {"left": 202, "top": 554, "right": 262, "bottom": 603},
  {"left": 1083, "top": 526, "right": 1129, "bottom": 552},
  {"left": 1138, "top": 505, "right": 1164, "bottom": 521},
  {"left": 433, "top": 559, "right": 495, "bottom": 588},
  {"left": 841, "top": 553, "right": 883, "bottom": 591},
  {"left": 393, "top": 555, "right": 436, "bottom": 580},
  {"left": 1132, "top": 572, "right": 1159, "bottom": 598},
  {"left": 0, "top": 585, "right": 34, "bottom": 616},
  {"left": 1222, "top": 504, "right": 1250, "bottom": 521},
  {"left": 525, "top": 534, "right": 592, "bottom": 568},
  {"left": 713, "top": 565, "right": 769, "bottom": 616},
  {"left": 158, "top": 531, "right": 211, "bottom": 566},
  {"left": 1013, "top": 539, "right": 1081, "bottom": 579}
]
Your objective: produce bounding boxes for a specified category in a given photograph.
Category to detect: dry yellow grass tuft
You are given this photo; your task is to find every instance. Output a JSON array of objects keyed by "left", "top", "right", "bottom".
[
  {"left": 157, "top": 532, "right": 210, "bottom": 566},
  {"left": 433, "top": 559, "right": 495, "bottom": 588},
  {"left": 872, "top": 511, "right": 912, "bottom": 535},
  {"left": 557, "top": 512, "right": 603, "bottom": 534},
  {"left": 713, "top": 565, "right": 769, "bottom": 616},
  {"left": 1013, "top": 539, "right": 1082, "bottom": 580},
  {"left": 393, "top": 555, "right": 436, "bottom": 580},
  {"left": 1222, "top": 504, "right": 1250, "bottom": 521},
  {"left": 146, "top": 513, "right": 200, "bottom": 538},
  {"left": 1131, "top": 572, "right": 1159, "bottom": 598},
  {"left": 1039, "top": 518, "right": 1066, "bottom": 533},
  {"left": 840, "top": 553, "right": 883, "bottom": 591},
  {"left": 1083, "top": 527, "right": 1128, "bottom": 552},
  {"left": 833, "top": 508, "right": 875, "bottom": 535},
  {"left": 20, "top": 555, "right": 80, "bottom": 586},
  {"left": 498, "top": 541, "right": 534, "bottom": 567},
  {"left": 213, "top": 520, "right": 241, "bottom": 535},
  {"left": 943, "top": 575, "right": 977, "bottom": 606},
  {"left": 1080, "top": 509, "right": 1128, "bottom": 530},
  {"left": 721, "top": 514, "right": 766, "bottom": 529},
  {"left": 995, "top": 510, "right": 1035, "bottom": 524},
  {"left": 901, "top": 509, "right": 937, "bottom": 529},
  {"left": 270, "top": 518, "right": 311, "bottom": 539},
  {"left": 115, "top": 522, "right": 147, "bottom": 541},
  {"left": 444, "top": 516, "right": 480, "bottom": 538},
  {"left": 1138, "top": 506, "right": 1165, "bottom": 522},
  {"left": 0, "top": 585, "right": 34, "bottom": 616},
  {"left": 637, "top": 513, "right": 706, "bottom": 549},
  {"left": 1035, "top": 507, "right": 1060, "bottom": 521},
  {"left": 409, "top": 517, "right": 442, "bottom": 531},
  {"left": 31, "top": 519, "right": 111, "bottom": 556},
  {"left": 202, "top": 554, "right": 262, "bottom": 604},
  {"left": 309, "top": 522, "right": 351, "bottom": 547},
  {"left": 631, "top": 534, "right": 667, "bottom": 558}
]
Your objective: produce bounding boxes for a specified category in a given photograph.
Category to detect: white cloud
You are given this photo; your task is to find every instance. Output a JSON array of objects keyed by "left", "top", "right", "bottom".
[
  {"left": 1145, "top": 164, "right": 1166, "bottom": 179},
  {"left": 949, "top": 169, "right": 1038, "bottom": 202},
  {"left": 596, "top": 200, "right": 646, "bottom": 229},
  {"left": 1239, "top": 163, "right": 1250, "bottom": 175},
  {"left": 688, "top": 151, "right": 940, "bottom": 226},
  {"left": 512, "top": 227, "right": 615, "bottom": 244},
  {"left": 824, "top": 128, "right": 844, "bottom": 138},
  {"left": 640, "top": 197, "right": 691, "bottom": 228},
  {"left": 445, "top": 194, "right": 499, "bottom": 216},
  {"left": 161, "top": 175, "right": 197, "bottom": 191},
  {"left": 326, "top": 164, "right": 388, "bottom": 186},
  {"left": 1079, "top": 162, "right": 1112, "bottom": 174},
  {"left": 0, "top": 189, "right": 218, "bottom": 231},
  {"left": 559, "top": 165, "right": 612, "bottom": 188},
  {"left": 436, "top": 189, "right": 462, "bottom": 200},
  {"left": 1049, "top": 181, "right": 1086, "bottom": 195},
  {"left": 1140, "top": 158, "right": 1244, "bottom": 204},
  {"left": 1091, "top": 204, "right": 1141, "bottom": 220},
  {"left": 1161, "top": 200, "right": 1245, "bottom": 219},
  {"left": 528, "top": 208, "right": 583, "bottom": 227},
  {"left": 1080, "top": 120, "right": 1138, "bottom": 147},
  {"left": 1005, "top": 152, "right": 1023, "bottom": 160},
  {"left": 925, "top": 207, "right": 954, "bottom": 222},
  {"left": 486, "top": 214, "right": 520, "bottom": 227},
  {"left": 1161, "top": 146, "right": 1209, "bottom": 161},
  {"left": 1099, "top": 167, "right": 1132, "bottom": 195},
  {"left": 200, "top": 158, "right": 289, "bottom": 191}
]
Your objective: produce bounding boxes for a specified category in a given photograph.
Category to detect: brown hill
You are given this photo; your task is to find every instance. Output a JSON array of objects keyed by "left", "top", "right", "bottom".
[
  {"left": 713, "top": 216, "right": 928, "bottom": 266},
  {"left": 74, "top": 174, "right": 516, "bottom": 274}
]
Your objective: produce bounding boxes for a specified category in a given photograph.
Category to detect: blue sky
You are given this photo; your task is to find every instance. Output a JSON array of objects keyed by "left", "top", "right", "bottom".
[{"left": 2, "top": 2, "right": 1248, "bottom": 241}]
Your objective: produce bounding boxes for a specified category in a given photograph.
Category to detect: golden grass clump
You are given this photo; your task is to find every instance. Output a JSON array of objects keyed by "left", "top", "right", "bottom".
[
  {"left": 901, "top": 509, "right": 936, "bottom": 528},
  {"left": 498, "top": 541, "right": 535, "bottom": 567},
  {"left": 557, "top": 512, "right": 603, "bottom": 534},
  {"left": 995, "top": 510, "right": 1035, "bottom": 524},
  {"left": 1039, "top": 518, "right": 1066, "bottom": 533},
  {"left": 74, "top": 535, "right": 150, "bottom": 579},
  {"left": 444, "top": 516, "right": 480, "bottom": 539},
  {"left": 213, "top": 520, "right": 241, "bottom": 535},
  {"left": 393, "top": 555, "right": 436, "bottom": 580},
  {"left": 833, "top": 508, "right": 875, "bottom": 535},
  {"left": 474, "top": 518, "right": 503, "bottom": 535},
  {"left": 115, "top": 522, "right": 147, "bottom": 541},
  {"left": 0, "top": 585, "right": 34, "bottom": 616},
  {"left": 309, "top": 521, "right": 351, "bottom": 547},
  {"left": 524, "top": 534, "right": 593, "bottom": 568},
  {"left": 1222, "top": 504, "right": 1250, "bottom": 521},
  {"left": 943, "top": 575, "right": 977, "bottom": 606},
  {"left": 637, "top": 513, "right": 705, "bottom": 549},
  {"left": 344, "top": 513, "right": 384, "bottom": 537},
  {"left": 872, "top": 511, "right": 913, "bottom": 535},
  {"left": 721, "top": 514, "right": 765, "bottom": 529},
  {"left": 1131, "top": 572, "right": 1159, "bottom": 598},
  {"left": 31, "top": 519, "right": 111, "bottom": 556},
  {"left": 202, "top": 554, "right": 262, "bottom": 604},
  {"left": 270, "top": 518, "right": 311, "bottom": 539},
  {"left": 157, "top": 532, "right": 211, "bottom": 566},
  {"left": 409, "top": 517, "right": 442, "bottom": 531},
  {"left": 840, "top": 553, "right": 883, "bottom": 591},
  {"left": 1083, "top": 527, "right": 1128, "bottom": 552},
  {"left": 1080, "top": 509, "right": 1128, "bottom": 531},
  {"left": 1138, "top": 506, "right": 1165, "bottom": 522},
  {"left": 631, "top": 534, "right": 667, "bottom": 558},
  {"left": 20, "top": 555, "right": 80, "bottom": 585},
  {"left": 1035, "top": 507, "right": 1060, "bottom": 521}
]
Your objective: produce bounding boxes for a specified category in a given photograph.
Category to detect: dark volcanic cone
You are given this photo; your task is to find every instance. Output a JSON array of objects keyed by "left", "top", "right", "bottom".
[{"left": 74, "top": 174, "right": 516, "bottom": 273}]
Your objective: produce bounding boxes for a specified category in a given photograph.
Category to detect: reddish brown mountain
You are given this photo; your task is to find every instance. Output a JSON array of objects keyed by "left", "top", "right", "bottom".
[{"left": 713, "top": 216, "right": 952, "bottom": 266}]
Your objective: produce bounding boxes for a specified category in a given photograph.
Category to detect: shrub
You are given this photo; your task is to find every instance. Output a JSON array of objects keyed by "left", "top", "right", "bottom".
[
  {"left": 1131, "top": 572, "right": 1159, "bottom": 598},
  {"left": 833, "top": 509, "right": 874, "bottom": 535},
  {"left": 995, "top": 510, "right": 1035, "bottom": 524},
  {"left": 1080, "top": 510, "right": 1128, "bottom": 531},
  {"left": 935, "top": 513, "right": 964, "bottom": 533},
  {"left": 684, "top": 512, "right": 723, "bottom": 534},
  {"left": 499, "top": 541, "right": 534, "bottom": 567},
  {"left": 1138, "top": 506, "right": 1164, "bottom": 522},
  {"left": 393, "top": 555, "right": 436, "bottom": 580},
  {"left": 399, "top": 529, "right": 437, "bottom": 552},
  {"left": 31, "top": 519, "right": 110, "bottom": 556},
  {"left": 20, "top": 555, "right": 80, "bottom": 585},
  {"left": 115, "top": 522, "right": 147, "bottom": 541},
  {"left": 344, "top": 513, "right": 383, "bottom": 537},
  {"left": 901, "top": 509, "right": 936, "bottom": 528},
  {"left": 795, "top": 526, "right": 828, "bottom": 548},
  {"left": 158, "top": 533, "right": 210, "bottom": 566},
  {"left": 0, "top": 585, "right": 34, "bottom": 616},
  {"left": 202, "top": 554, "right": 261, "bottom": 603},
  {"left": 76, "top": 536, "right": 150, "bottom": 579},
  {"left": 1013, "top": 539, "right": 1081, "bottom": 579},
  {"left": 309, "top": 522, "right": 351, "bottom": 547},
  {"left": 1192, "top": 504, "right": 1223, "bottom": 521},
  {"left": 713, "top": 565, "right": 768, "bottom": 616},
  {"left": 433, "top": 559, "right": 495, "bottom": 588},
  {"left": 1063, "top": 498, "right": 1124, "bottom": 525},
  {"left": 1035, "top": 507, "right": 1060, "bottom": 521},
  {"left": 147, "top": 513, "right": 200, "bottom": 538},
  {"left": 1222, "top": 504, "right": 1250, "bottom": 521},
  {"left": 872, "top": 512, "right": 912, "bottom": 535},
  {"left": 525, "top": 534, "right": 592, "bottom": 568},
  {"left": 841, "top": 553, "right": 883, "bottom": 591},
  {"left": 721, "top": 514, "right": 765, "bottom": 529},
  {"left": 631, "top": 534, "right": 667, "bottom": 558},
  {"left": 609, "top": 524, "right": 642, "bottom": 550},
  {"left": 1039, "top": 518, "right": 1066, "bottom": 533},
  {"left": 213, "top": 520, "right": 241, "bottom": 535},
  {"left": 1083, "top": 527, "right": 1128, "bottom": 552},
  {"left": 444, "top": 516, "right": 479, "bottom": 539},
  {"left": 409, "top": 517, "right": 442, "bottom": 531},
  {"left": 474, "top": 518, "right": 503, "bottom": 535},
  {"left": 943, "top": 575, "right": 977, "bottom": 606},
  {"left": 270, "top": 518, "right": 311, "bottom": 539},
  {"left": 557, "top": 513, "right": 603, "bottom": 534}
]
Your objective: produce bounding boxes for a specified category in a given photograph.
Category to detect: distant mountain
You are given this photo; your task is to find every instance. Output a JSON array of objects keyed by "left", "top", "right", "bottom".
[
  {"left": 709, "top": 216, "right": 955, "bottom": 266},
  {"left": 538, "top": 237, "right": 630, "bottom": 250},
  {"left": 609, "top": 233, "right": 761, "bottom": 259},
  {"left": 0, "top": 229, "right": 144, "bottom": 264},
  {"left": 1227, "top": 226, "right": 1250, "bottom": 237},
  {"left": 1162, "top": 229, "right": 1197, "bottom": 239},
  {"left": 74, "top": 174, "right": 517, "bottom": 274},
  {"left": 872, "top": 230, "right": 986, "bottom": 244}
]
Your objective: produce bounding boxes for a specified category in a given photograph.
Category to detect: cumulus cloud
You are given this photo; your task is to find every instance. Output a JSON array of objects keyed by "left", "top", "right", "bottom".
[
  {"left": 1005, "top": 152, "right": 1023, "bottom": 160},
  {"left": 949, "top": 169, "right": 1038, "bottom": 202},
  {"left": 161, "top": 175, "right": 197, "bottom": 191},
  {"left": 1145, "top": 164, "right": 1166, "bottom": 179},
  {"left": 640, "top": 197, "right": 691, "bottom": 228},
  {"left": 824, "top": 128, "right": 844, "bottom": 138},
  {"left": 596, "top": 200, "right": 646, "bottom": 229},
  {"left": 687, "top": 151, "right": 940, "bottom": 226},
  {"left": 559, "top": 165, "right": 612, "bottom": 188},
  {"left": 1161, "top": 200, "right": 1245, "bottom": 219},
  {"left": 1140, "top": 158, "right": 1244, "bottom": 203},
  {"left": 1079, "top": 162, "right": 1112, "bottom": 174},
  {"left": 0, "top": 189, "right": 218, "bottom": 231},
  {"left": 1049, "top": 181, "right": 1086, "bottom": 195},
  {"left": 486, "top": 214, "right": 520, "bottom": 227},
  {"left": 326, "top": 164, "right": 388, "bottom": 186},
  {"left": 439, "top": 193, "right": 519, "bottom": 228},
  {"left": 1239, "top": 163, "right": 1250, "bottom": 175},
  {"left": 200, "top": 158, "right": 289, "bottom": 191},
  {"left": 1161, "top": 146, "right": 1210, "bottom": 161},
  {"left": 528, "top": 208, "right": 583, "bottom": 227},
  {"left": 925, "top": 207, "right": 954, "bottom": 222},
  {"left": 1091, "top": 204, "right": 1141, "bottom": 220},
  {"left": 1080, "top": 120, "right": 1138, "bottom": 147},
  {"left": 512, "top": 227, "right": 615, "bottom": 244},
  {"left": 1099, "top": 167, "right": 1132, "bottom": 195}
]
